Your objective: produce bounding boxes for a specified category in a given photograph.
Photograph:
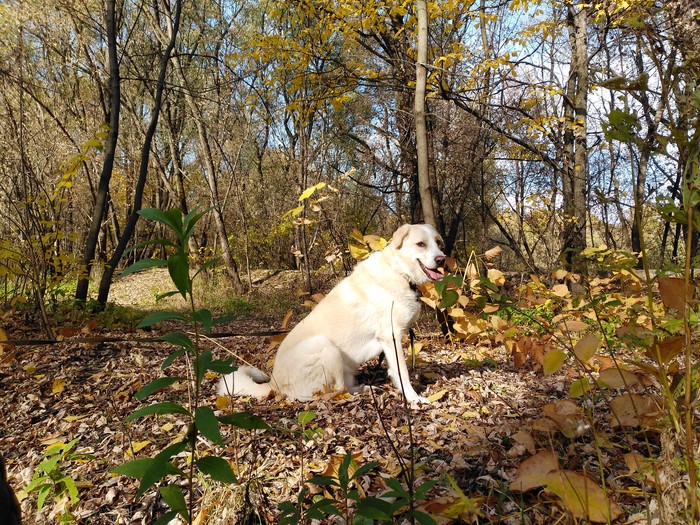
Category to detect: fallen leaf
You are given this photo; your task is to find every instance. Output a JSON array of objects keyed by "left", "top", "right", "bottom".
[
  {"left": 544, "top": 469, "right": 622, "bottom": 523},
  {"left": 543, "top": 400, "right": 587, "bottom": 438},
  {"left": 511, "top": 430, "right": 536, "bottom": 455},
  {"left": 551, "top": 284, "right": 569, "bottom": 297},
  {"left": 509, "top": 450, "right": 559, "bottom": 492},
  {"left": 427, "top": 389, "right": 448, "bottom": 402}
]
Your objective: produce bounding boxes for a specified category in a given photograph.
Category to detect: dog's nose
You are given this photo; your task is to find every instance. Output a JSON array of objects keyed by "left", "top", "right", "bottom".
[{"left": 435, "top": 255, "right": 446, "bottom": 268}]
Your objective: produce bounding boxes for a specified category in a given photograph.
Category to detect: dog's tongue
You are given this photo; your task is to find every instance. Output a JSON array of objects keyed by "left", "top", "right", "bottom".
[{"left": 421, "top": 262, "right": 443, "bottom": 281}]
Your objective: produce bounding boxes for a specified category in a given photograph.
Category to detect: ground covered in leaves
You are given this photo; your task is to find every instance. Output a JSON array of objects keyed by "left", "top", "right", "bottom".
[{"left": 0, "top": 269, "right": 681, "bottom": 524}]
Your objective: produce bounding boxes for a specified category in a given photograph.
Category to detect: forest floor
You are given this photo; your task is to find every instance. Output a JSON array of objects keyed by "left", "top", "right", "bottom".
[{"left": 0, "top": 268, "right": 679, "bottom": 524}]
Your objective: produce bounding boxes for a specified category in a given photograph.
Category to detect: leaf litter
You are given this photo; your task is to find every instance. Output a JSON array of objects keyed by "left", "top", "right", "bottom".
[{"left": 0, "top": 270, "right": 680, "bottom": 524}]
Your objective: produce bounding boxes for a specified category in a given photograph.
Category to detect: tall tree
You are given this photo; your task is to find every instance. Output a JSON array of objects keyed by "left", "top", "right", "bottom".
[
  {"left": 75, "top": 0, "right": 121, "bottom": 301},
  {"left": 97, "top": 0, "right": 182, "bottom": 305}
]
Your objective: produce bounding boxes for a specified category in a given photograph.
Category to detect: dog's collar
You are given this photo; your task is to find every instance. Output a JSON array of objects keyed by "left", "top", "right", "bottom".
[{"left": 409, "top": 281, "right": 422, "bottom": 301}]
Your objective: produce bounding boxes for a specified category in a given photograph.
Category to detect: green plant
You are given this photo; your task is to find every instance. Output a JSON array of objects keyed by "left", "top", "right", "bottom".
[
  {"left": 110, "top": 207, "right": 270, "bottom": 525},
  {"left": 23, "top": 438, "right": 93, "bottom": 523},
  {"left": 278, "top": 451, "right": 437, "bottom": 524}
]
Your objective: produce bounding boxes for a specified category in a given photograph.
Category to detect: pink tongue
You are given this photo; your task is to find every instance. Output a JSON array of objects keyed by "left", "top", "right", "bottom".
[{"left": 424, "top": 266, "right": 442, "bottom": 280}]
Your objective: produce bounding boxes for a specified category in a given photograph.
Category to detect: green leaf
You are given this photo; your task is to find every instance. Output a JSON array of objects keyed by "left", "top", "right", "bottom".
[
  {"left": 167, "top": 252, "right": 191, "bottom": 299},
  {"left": 118, "top": 258, "right": 167, "bottom": 280},
  {"left": 136, "top": 441, "right": 188, "bottom": 499},
  {"left": 137, "top": 311, "right": 189, "bottom": 328},
  {"left": 159, "top": 332, "right": 195, "bottom": 351},
  {"left": 138, "top": 208, "right": 183, "bottom": 237},
  {"left": 569, "top": 377, "right": 593, "bottom": 398},
  {"left": 159, "top": 485, "right": 188, "bottom": 520},
  {"left": 36, "top": 484, "right": 52, "bottom": 510},
  {"left": 135, "top": 377, "right": 186, "bottom": 400},
  {"left": 351, "top": 461, "right": 380, "bottom": 480},
  {"left": 297, "top": 411, "right": 316, "bottom": 425},
  {"left": 308, "top": 475, "right": 339, "bottom": 487},
  {"left": 155, "top": 290, "right": 181, "bottom": 301},
  {"left": 197, "top": 349, "right": 213, "bottom": 386},
  {"left": 125, "top": 402, "right": 191, "bottom": 423},
  {"left": 355, "top": 496, "right": 394, "bottom": 519},
  {"left": 218, "top": 412, "right": 271, "bottom": 430},
  {"left": 193, "top": 257, "right": 222, "bottom": 280},
  {"left": 111, "top": 458, "right": 156, "bottom": 478},
  {"left": 438, "top": 289, "right": 459, "bottom": 309},
  {"left": 206, "top": 358, "right": 237, "bottom": 375},
  {"left": 195, "top": 406, "right": 224, "bottom": 446},
  {"left": 154, "top": 510, "right": 180, "bottom": 525},
  {"left": 197, "top": 455, "right": 237, "bottom": 484},
  {"left": 413, "top": 510, "right": 439, "bottom": 525},
  {"left": 192, "top": 308, "right": 213, "bottom": 334},
  {"left": 162, "top": 348, "right": 187, "bottom": 369}
]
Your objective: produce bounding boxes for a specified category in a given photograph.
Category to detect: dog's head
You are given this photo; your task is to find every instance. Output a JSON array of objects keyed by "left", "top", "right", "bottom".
[{"left": 389, "top": 224, "right": 446, "bottom": 285}]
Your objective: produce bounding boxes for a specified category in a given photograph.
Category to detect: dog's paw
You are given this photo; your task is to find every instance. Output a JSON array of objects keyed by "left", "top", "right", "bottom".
[{"left": 407, "top": 394, "right": 430, "bottom": 405}]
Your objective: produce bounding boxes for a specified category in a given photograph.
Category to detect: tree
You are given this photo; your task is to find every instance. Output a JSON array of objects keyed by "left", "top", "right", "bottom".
[
  {"left": 75, "top": 0, "right": 121, "bottom": 302},
  {"left": 96, "top": 0, "right": 183, "bottom": 305}
]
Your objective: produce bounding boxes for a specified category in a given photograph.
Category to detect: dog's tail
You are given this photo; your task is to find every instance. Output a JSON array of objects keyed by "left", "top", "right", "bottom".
[{"left": 217, "top": 366, "right": 274, "bottom": 398}]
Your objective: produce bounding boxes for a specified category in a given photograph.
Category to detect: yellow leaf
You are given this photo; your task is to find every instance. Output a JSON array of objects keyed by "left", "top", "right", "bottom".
[
  {"left": 427, "top": 389, "right": 448, "bottom": 402},
  {"left": 544, "top": 469, "right": 622, "bottom": 523},
  {"left": 24, "top": 363, "right": 36, "bottom": 375},
  {"left": 543, "top": 349, "right": 567, "bottom": 375},
  {"left": 573, "top": 333, "right": 599, "bottom": 362},
  {"left": 63, "top": 415, "right": 85, "bottom": 422},
  {"left": 216, "top": 396, "right": 230, "bottom": 410},
  {"left": 52, "top": 378, "right": 67, "bottom": 393},
  {"left": 127, "top": 440, "right": 151, "bottom": 456}
]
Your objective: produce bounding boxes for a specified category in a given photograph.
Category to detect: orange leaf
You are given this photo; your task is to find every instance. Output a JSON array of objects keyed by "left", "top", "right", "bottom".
[
  {"left": 560, "top": 320, "right": 589, "bottom": 332},
  {"left": 551, "top": 284, "right": 569, "bottom": 297},
  {"left": 645, "top": 336, "right": 684, "bottom": 365},
  {"left": 609, "top": 393, "right": 661, "bottom": 427},
  {"left": 597, "top": 367, "right": 640, "bottom": 389},
  {"left": 542, "top": 400, "right": 586, "bottom": 438},
  {"left": 658, "top": 276, "right": 694, "bottom": 313},
  {"left": 509, "top": 450, "right": 559, "bottom": 492}
]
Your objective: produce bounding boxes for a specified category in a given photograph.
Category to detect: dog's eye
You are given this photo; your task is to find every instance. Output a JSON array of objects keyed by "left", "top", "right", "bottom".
[{"left": 416, "top": 241, "right": 426, "bottom": 248}]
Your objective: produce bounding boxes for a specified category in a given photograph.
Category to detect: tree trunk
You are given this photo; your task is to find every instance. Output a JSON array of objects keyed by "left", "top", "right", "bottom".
[
  {"left": 96, "top": 0, "right": 182, "bottom": 306},
  {"left": 75, "top": 0, "right": 120, "bottom": 302},
  {"left": 561, "top": 5, "right": 588, "bottom": 270},
  {"left": 414, "top": 0, "right": 437, "bottom": 228}
]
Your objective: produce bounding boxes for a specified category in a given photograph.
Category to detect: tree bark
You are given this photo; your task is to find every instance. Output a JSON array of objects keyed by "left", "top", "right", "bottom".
[
  {"left": 561, "top": 5, "right": 589, "bottom": 270},
  {"left": 96, "top": 0, "right": 182, "bottom": 306},
  {"left": 75, "top": 0, "right": 120, "bottom": 302},
  {"left": 169, "top": 53, "right": 244, "bottom": 293},
  {"left": 414, "top": 0, "right": 437, "bottom": 228}
]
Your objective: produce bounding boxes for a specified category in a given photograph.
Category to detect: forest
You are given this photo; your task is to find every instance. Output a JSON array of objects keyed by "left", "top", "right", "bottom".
[{"left": 0, "top": 0, "right": 699, "bottom": 523}]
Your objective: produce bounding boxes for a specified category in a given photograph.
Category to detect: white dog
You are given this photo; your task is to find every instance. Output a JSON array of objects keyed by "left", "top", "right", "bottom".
[{"left": 218, "top": 223, "right": 446, "bottom": 403}]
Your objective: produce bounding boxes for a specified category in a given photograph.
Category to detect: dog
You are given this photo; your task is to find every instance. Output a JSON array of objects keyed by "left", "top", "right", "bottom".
[{"left": 218, "top": 223, "right": 446, "bottom": 403}]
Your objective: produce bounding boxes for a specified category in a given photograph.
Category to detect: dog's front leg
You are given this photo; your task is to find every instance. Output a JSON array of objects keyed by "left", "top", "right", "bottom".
[{"left": 380, "top": 336, "right": 429, "bottom": 404}]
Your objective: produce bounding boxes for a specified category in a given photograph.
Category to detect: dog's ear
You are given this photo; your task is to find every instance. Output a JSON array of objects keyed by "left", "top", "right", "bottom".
[{"left": 389, "top": 224, "right": 412, "bottom": 249}]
